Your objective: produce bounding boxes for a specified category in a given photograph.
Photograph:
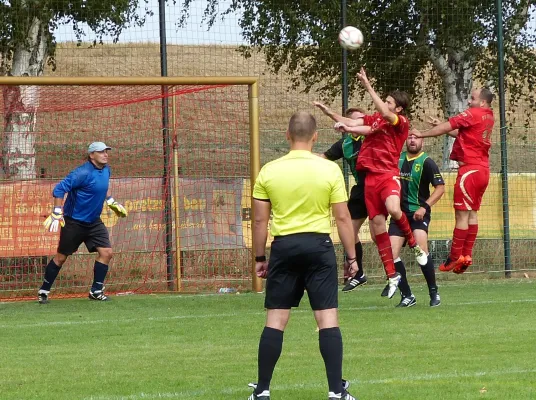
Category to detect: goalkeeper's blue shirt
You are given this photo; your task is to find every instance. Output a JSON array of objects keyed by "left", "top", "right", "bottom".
[{"left": 53, "top": 161, "right": 111, "bottom": 224}]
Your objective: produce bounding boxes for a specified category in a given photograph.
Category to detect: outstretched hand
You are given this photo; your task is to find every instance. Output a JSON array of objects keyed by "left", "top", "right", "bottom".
[
  {"left": 356, "top": 67, "right": 371, "bottom": 88},
  {"left": 313, "top": 101, "right": 329, "bottom": 113},
  {"left": 427, "top": 116, "right": 441, "bottom": 126},
  {"left": 334, "top": 122, "right": 347, "bottom": 132}
]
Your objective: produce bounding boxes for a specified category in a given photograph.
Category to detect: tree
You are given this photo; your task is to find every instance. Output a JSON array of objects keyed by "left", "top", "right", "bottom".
[
  {"left": 180, "top": 0, "right": 536, "bottom": 169},
  {"left": 0, "top": 0, "right": 151, "bottom": 179}
]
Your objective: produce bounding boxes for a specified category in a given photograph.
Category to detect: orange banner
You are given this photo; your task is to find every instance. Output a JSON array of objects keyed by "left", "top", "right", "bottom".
[{"left": 0, "top": 182, "right": 57, "bottom": 256}]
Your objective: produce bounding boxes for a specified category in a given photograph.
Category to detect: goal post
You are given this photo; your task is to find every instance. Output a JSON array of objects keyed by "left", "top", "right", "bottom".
[{"left": 0, "top": 76, "right": 263, "bottom": 300}]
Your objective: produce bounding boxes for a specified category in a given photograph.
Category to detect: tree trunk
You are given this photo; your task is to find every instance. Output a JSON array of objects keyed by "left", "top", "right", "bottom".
[
  {"left": 430, "top": 48, "right": 474, "bottom": 170},
  {"left": 2, "top": 16, "right": 48, "bottom": 180}
]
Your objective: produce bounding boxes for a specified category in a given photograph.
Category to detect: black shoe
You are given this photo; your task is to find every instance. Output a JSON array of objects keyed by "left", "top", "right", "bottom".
[
  {"left": 396, "top": 294, "right": 416, "bottom": 308},
  {"left": 247, "top": 383, "right": 270, "bottom": 400},
  {"left": 342, "top": 275, "right": 367, "bottom": 292},
  {"left": 38, "top": 289, "right": 49, "bottom": 304},
  {"left": 329, "top": 388, "right": 357, "bottom": 400},
  {"left": 89, "top": 287, "right": 110, "bottom": 301},
  {"left": 380, "top": 283, "right": 390, "bottom": 297},
  {"left": 430, "top": 291, "right": 441, "bottom": 307}
]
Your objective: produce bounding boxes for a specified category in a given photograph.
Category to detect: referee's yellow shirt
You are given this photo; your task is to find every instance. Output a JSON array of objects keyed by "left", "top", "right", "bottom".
[{"left": 253, "top": 150, "right": 348, "bottom": 236}]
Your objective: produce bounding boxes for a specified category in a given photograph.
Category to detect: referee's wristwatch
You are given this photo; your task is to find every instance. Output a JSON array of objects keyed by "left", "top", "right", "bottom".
[{"left": 255, "top": 255, "right": 266, "bottom": 262}]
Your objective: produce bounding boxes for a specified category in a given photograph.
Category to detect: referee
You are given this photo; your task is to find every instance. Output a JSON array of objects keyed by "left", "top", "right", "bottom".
[
  {"left": 38, "top": 142, "right": 127, "bottom": 304},
  {"left": 247, "top": 112, "right": 358, "bottom": 400}
]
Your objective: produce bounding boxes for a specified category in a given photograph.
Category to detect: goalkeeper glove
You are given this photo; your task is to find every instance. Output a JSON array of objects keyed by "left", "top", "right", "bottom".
[
  {"left": 43, "top": 207, "right": 65, "bottom": 232},
  {"left": 106, "top": 196, "right": 128, "bottom": 218}
]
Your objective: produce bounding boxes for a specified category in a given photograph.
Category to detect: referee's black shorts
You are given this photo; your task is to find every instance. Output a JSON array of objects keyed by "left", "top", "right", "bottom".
[
  {"left": 58, "top": 217, "right": 112, "bottom": 256},
  {"left": 265, "top": 233, "right": 338, "bottom": 311},
  {"left": 348, "top": 184, "right": 367, "bottom": 220}
]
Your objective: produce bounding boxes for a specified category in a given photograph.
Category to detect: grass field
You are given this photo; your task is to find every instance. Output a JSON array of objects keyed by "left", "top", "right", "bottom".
[{"left": 1, "top": 280, "right": 535, "bottom": 400}]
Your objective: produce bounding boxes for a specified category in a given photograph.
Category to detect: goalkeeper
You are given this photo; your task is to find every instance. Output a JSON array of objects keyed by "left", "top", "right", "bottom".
[{"left": 38, "top": 142, "right": 127, "bottom": 304}]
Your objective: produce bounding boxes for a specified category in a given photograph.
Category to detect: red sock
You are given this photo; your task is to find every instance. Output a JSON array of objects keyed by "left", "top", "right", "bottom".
[
  {"left": 450, "top": 228, "right": 468, "bottom": 259},
  {"left": 462, "top": 224, "right": 478, "bottom": 257},
  {"left": 394, "top": 213, "right": 416, "bottom": 247},
  {"left": 375, "top": 232, "right": 396, "bottom": 277}
]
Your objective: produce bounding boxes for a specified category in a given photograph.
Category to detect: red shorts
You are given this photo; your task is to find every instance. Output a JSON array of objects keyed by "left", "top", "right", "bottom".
[
  {"left": 364, "top": 172, "right": 401, "bottom": 219},
  {"left": 453, "top": 165, "right": 490, "bottom": 211}
]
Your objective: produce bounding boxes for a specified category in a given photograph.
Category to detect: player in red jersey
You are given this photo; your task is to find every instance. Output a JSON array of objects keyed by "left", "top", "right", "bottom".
[
  {"left": 412, "top": 88, "right": 495, "bottom": 274},
  {"left": 334, "top": 68, "right": 428, "bottom": 298}
]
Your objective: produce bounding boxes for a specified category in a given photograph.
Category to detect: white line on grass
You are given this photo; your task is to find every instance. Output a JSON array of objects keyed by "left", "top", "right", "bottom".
[
  {"left": 2, "top": 298, "right": 536, "bottom": 330},
  {"left": 82, "top": 368, "right": 536, "bottom": 400}
]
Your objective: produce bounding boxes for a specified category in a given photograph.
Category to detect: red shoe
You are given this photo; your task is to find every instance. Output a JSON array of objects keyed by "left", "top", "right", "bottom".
[
  {"left": 453, "top": 255, "right": 472, "bottom": 274},
  {"left": 439, "top": 255, "right": 465, "bottom": 272}
]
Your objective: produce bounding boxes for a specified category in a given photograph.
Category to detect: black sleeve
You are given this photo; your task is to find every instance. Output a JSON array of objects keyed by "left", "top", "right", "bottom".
[
  {"left": 423, "top": 158, "right": 445, "bottom": 187},
  {"left": 323, "top": 138, "right": 344, "bottom": 161}
]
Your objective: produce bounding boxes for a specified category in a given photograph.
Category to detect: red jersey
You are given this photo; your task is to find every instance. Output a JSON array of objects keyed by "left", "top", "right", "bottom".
[
  {"left": 356, "top": 112, "right": 409, "bottom": 174},
  {"left": 449, "top": 107, "right": 494, "bottom": 168}
]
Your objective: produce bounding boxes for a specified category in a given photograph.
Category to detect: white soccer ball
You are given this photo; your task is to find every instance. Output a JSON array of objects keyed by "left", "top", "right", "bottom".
[{"left": 338, "top": 26, "right": 364, "bottom": 50}]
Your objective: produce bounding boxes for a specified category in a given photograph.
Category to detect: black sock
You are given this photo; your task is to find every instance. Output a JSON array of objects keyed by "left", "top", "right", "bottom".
[
  {"left": 256, "top": 326, "right": 284, "bottom": 393},
  {"left": 355, "top": 241, "right": 364, "bottom": 277},
  {"left": 421, "top": 254, "right": 438, "bottom": 293},
  {"left": 394, "top": 258, "right": 412, "bottom": 297},
  {"left": 319, "top": 327, "right": 343, "bottom": 395},
  {"left": 40, "top": 259, "right": 62, "bottom": 291},
  {"left": 91, "top": 261, "right": 109, "bottom": 292}
]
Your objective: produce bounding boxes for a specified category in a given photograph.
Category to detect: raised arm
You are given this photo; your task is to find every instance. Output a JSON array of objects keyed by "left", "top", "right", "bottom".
[
  {"left": 356, "top": 67, "right": 397, "bottom": 125},
  {"left": 313, "top": 101, "right": 364, "bottom": 127},
  {"left": 412, "top": 121, "right": 454, "bottom": 138},
  {"left": 422, "top": 116, "right": 458, "bottom": 138}
]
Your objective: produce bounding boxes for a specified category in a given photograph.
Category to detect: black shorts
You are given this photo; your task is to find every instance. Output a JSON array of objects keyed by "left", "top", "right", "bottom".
[
  {"left": 58, "top": 217, "right": 111, "bottom": 256},
  {"left": 348, "top": 184, "right": 367, "bottom": 220},
  {"left": 265, "top": 233, "right": 338, "bottom": 311},
  {"left": 388, "top": 212, "right": 431, "bottom": 236}
]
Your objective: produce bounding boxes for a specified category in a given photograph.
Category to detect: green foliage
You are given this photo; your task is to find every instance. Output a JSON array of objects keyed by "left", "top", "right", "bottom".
[
  {"left": 180, "top": 0, "right": 536, "bottom": 115},
  {"left": 0, "top": 0, "right": 153, "bottom": 73}
]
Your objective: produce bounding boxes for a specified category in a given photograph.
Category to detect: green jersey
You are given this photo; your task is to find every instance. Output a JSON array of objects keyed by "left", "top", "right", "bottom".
[{"left": 398, "top": 151, "right": 444, "bottom": 215}]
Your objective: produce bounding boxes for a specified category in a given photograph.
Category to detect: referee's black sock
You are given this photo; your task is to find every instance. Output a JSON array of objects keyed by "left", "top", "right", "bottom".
[
  {"left": 40, "top": 260, "right": 62, "bottom": 291},
  {"left": 91, "top": 261, "right": 109, "bottom": 292},
  {"left": 355, "top": 241, "right": 365, "bottom": 277},
  {"left": 420, "top": 254, "right": 438, "bottom": 293},
  {"left": 319, "top": 327, "right": 343, "bottom": 396},
  {"left": 256, "top": 326, "right": 284, "bottom": 394},
  {"left": 394, "top": 258, "right": 412, "bottom": 297}
]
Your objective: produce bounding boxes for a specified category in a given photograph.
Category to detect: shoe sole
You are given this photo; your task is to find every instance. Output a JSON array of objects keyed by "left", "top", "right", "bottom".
[
  {"left": 453, "top": 259, "right": 472, "bottom": 274},
  {"left": 88, "top": 295, "right": 110, "bottom": 301},
  {"left": 430, "top": 302, "right": 441, "bottom": 307},
  {"left": 440, "top": 256, "right": 465, "bottom": 272},
  {"left": 397, "top": 301, "right": 416, "bottom": 308}
]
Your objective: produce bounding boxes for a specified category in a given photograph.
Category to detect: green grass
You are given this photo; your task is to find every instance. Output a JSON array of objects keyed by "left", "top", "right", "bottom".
[{"left": 1, "top": 280, "right": 535, "bottom": 400}]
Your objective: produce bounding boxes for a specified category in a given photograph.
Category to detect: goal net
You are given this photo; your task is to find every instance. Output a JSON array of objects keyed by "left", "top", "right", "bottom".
[{"left": 0, "top": 79, "right": 258, "bottom": 300}]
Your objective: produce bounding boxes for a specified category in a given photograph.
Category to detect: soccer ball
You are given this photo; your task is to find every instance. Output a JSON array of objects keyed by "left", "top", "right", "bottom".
[{"left": 338, "top": 26, "right": 364, "bottom": 50}]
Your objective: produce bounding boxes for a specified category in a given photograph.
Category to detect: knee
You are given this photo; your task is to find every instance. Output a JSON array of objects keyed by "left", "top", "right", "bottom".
[
  {"left": 53, "top": 254, "right": 67, "bottom": 266},
  {"left": 100, "top": 248, "right": 113, "bottom": 262},
  {"left": 389, "top": 208, "right": 402, "bottom": 220}
]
